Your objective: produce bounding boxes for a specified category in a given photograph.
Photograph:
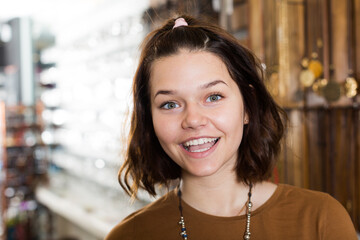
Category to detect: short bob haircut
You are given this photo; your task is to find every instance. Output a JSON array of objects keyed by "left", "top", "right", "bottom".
[{"left": 119, "top": 15, "right": 286, "bottom": 198}]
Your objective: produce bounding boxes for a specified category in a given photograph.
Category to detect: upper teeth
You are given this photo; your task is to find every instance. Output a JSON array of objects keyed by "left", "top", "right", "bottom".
[{"left": 183, "top": 137, "right": 218, "bottom": 147}]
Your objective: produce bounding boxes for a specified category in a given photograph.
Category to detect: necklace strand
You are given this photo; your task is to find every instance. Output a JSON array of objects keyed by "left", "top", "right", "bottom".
[
  {"left": 177, "top": 189, "right": 188, "bottom": 240},
  {"left": 177, "top": 183, "right": 253, "bottom": 240}
]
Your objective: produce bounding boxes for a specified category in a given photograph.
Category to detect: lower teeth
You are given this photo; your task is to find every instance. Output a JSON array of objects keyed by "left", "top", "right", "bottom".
[{"left": 191, "top": 147, "right": 211, "bottom": 153}]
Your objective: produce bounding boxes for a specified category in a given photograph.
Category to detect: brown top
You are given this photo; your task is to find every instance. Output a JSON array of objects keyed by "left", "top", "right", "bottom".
[{"left": 105, "top": 184, "right": 358, "bottom": 240}]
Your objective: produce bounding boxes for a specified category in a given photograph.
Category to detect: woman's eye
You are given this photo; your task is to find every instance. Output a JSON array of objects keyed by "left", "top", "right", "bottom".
[
  {"left": 206, "top": 94, "right": 222, "bottom": 102},
  {"left": 161, "top": 102, "right": 179, "bottom": 109}
]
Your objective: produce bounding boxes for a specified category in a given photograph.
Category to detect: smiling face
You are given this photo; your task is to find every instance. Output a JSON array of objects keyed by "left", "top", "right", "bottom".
[{"left": 150, "top": 50, "right": 247, "bottom": 179}]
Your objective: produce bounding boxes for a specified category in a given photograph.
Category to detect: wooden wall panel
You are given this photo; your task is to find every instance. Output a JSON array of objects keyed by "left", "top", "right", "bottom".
[
  {"left": 307, "top": 110, "right": 320, "bottom": 190},
  {"left": 283, "top": 110, "right": 305, "bottom": 186},
  {"left": 279, "top": 107, "right": 360, "bottom": 231},
  {"left": 356, "top": 0, "right": 360, "bottom": 82},
  {"left": 353, "top": 108, "right": 360, "bottom": 229},
  {"left": 357, "top": 109, "right": 360, "bottom": 229},
  {"left": 293, "top": 110, "right": 305, "bottom": 187},
  {"left": 331, "top": 0, "right": 348, "bottom": 82},
  {"left": 263, "top": 0, "right": 278, "bottom": 71},
  {"left": 248, "top": 0, "right": 264, "bottom": 61},
  {"left": 287, "top": 2, "right": 305, "bottom": 105},
  {"left": 330, "top": 0, "right": 352, "bottom": 105},
  {"left": 246, "top": 0, "right": 359, "bottom": 231}
]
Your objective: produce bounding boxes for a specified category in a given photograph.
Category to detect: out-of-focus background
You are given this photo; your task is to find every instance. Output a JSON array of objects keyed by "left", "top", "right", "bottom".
[{"left": 0, "top": 0, "right": 359, "bottom": 239}]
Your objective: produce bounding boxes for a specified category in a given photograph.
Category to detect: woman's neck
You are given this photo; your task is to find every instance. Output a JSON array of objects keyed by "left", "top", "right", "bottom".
[
  {"left": 180, "top": 171, "right": 250, "bottom": 217},
  {"left": 179, "top": 172, "right": 278, "bottom": 217}
]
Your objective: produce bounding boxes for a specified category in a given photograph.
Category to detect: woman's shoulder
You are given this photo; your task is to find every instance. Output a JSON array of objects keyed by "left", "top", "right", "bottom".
[
  {"left": 256, "top": 183, "right": 338, "bottom": 216},
  {"left": 276, "top": 184, "right": 357, "bottom": 239},
  {"left": 105, "top": 190, "right": 178, "bottom": 240},
  {"left": 277, "top": 184, "right": 343, "bottom": 208},
  {"left": 279, "top": 184, "right": 338, "bottom": 202},
  {"left": 275, "top": 184, "right": 354, "bottom": 226}
]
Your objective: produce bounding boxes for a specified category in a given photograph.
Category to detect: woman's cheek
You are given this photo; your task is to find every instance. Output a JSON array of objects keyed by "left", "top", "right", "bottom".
[{"left": 153, "top": 114, "right": 175, "bottom": 142}]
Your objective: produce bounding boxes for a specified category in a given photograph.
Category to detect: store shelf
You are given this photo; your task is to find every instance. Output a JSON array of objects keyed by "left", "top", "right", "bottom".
[
  {"left": 54, "top": 35, "right": 142, "bottom": 66},
  {"left": 61, "top": 145, "right": 121, "bottom": 166},
  {"left": 36, "top": 187, "right": 114, "bottom": 239},
  {"left": 51, "top": 154, "right": 120, "bottom": 190},
  {"left": 33, "top": 4, "right": 151, "bottom": 238},
  {"left": 50, "top": 150, "right": 158, "bottom": 203}
]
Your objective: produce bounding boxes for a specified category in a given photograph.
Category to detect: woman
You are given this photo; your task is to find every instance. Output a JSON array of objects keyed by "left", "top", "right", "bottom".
[{"left": 106, "top": 15, "right": 357, "bottom": 239}]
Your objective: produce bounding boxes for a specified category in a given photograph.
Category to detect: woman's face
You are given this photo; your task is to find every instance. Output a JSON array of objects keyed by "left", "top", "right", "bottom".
[{"left": 150, "top": 50, "right": 248, "bottom": 179}]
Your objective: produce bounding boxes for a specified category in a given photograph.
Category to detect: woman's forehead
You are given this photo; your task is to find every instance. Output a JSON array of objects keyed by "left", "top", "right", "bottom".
[{"left": 150, "top": 51, "right": 232, "bottom": 88}]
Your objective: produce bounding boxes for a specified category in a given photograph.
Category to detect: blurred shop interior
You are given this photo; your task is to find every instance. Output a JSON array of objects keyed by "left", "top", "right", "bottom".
[{"left": 0, "top": 0, "right": 359, "bottom": 239}]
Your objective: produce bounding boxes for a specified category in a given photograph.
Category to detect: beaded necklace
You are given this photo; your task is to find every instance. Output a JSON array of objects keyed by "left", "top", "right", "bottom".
[{"left": 177, "top": 183, "right": 253, "bottom": 240}]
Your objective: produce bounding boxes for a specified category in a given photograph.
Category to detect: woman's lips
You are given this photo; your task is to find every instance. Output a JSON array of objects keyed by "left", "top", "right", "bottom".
[
  {"left": 181, "top": 137, "right": 220, "bottom": 156},
  {"left": 183, "top": 137, "right": 219, "bottom": 152}
]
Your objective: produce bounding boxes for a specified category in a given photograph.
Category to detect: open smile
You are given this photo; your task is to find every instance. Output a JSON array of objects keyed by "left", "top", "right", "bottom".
[{"left": 181, "top": 137, "right": 220, "bottom": 153}]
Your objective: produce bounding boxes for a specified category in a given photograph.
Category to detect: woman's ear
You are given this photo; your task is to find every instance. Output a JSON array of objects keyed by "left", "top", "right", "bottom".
[{"left": 244, "top": 112, "right": 249, "bottom": 125}]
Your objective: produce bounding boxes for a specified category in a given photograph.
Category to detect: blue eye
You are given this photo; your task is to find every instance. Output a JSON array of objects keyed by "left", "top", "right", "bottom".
[
  {"left": 206, "top": 94, "right": 222, "bottom": 102},
  {"left": 161, "top": 102, "right": 179, "bottom": 109}
]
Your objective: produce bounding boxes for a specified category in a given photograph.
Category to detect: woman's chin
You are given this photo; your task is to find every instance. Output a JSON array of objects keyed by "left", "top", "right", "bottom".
[{"left": 182, "top": 163, "right": 224, "bottom": 179}]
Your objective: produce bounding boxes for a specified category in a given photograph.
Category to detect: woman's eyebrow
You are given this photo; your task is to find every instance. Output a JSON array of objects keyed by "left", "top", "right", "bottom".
[
  {"left": 154, "top": 80, "right": 227, "bottom": 99},
  {"left": 200, "top": 79, "right": 228, "bottom": 89},
  {"left": 154, "top": 90, "right": 176, "bottom": 99}
]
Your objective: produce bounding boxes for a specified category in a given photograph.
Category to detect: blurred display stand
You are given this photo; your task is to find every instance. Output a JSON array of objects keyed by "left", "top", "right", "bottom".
[
  {"left": 0, "top": 17, "right": 49, "bottom": 240},
  {"left": 33, "top": 0, "right": 152, "bottom": 239}
]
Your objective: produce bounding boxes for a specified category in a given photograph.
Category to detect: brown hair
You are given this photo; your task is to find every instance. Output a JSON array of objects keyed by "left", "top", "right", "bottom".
[{"left": 119, "top": 15, "right": 286, "bottom": 198}]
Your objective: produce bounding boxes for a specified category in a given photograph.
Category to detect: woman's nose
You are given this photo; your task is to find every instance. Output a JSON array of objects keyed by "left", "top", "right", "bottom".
[{"left": 181, "top": 103, "right": 208, "bottom": 129}]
